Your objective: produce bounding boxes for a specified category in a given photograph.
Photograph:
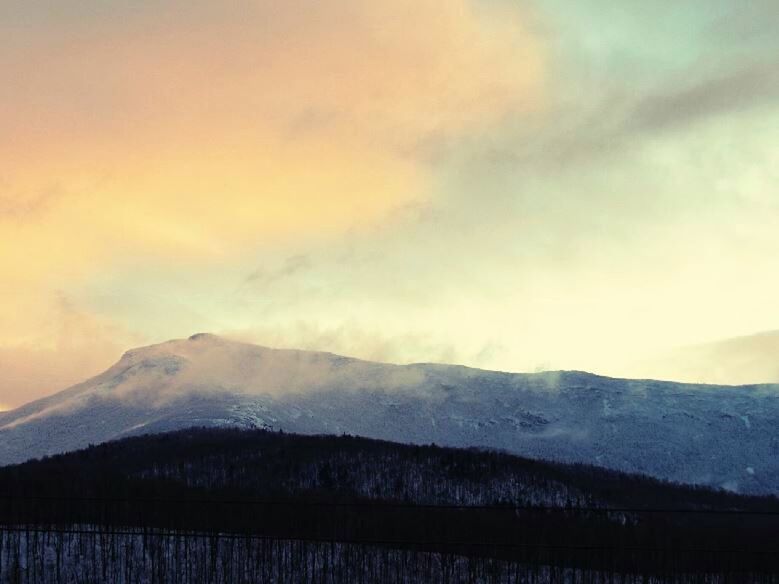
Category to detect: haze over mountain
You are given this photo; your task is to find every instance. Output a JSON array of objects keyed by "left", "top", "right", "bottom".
[
  {"left": 626, "top": 330, "right": 779, "bottom": 386},
  {"left": 1, "top": 334, "right": 778, "bottom": 495}
]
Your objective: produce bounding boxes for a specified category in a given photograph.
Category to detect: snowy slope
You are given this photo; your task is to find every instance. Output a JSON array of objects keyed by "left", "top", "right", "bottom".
[{"left": 1, "top": 333, "right": 778, "bottom": 494}]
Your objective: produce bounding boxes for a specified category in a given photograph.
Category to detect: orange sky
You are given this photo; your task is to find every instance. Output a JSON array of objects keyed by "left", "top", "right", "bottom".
[{"left": 0, "top": 0, "right": 546, "bottom": 405}]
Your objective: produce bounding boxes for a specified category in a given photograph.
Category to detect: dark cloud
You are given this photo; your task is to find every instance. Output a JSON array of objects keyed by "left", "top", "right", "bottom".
[
  {"left": 478, "top": 58, "right": 779, "bottom": 174},
  {"left": 626, "top": 61, "right": 779, "bottom": 133},
  {"left": 706, "top": 0, "right": 779, "bottom": 44}
]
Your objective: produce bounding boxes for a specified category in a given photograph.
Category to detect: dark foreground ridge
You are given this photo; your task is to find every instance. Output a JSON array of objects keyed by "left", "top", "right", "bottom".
[{"left": 1, "top": 427, "right": 778, "bottom": 582}]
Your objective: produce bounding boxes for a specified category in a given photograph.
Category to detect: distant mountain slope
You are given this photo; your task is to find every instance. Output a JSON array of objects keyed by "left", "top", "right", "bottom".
[
  {"left": 629, "top": 330, "right": 779, "bottom": 386},
  {"left": 1, "top": 333, "right": 778, "bottom": 494}
]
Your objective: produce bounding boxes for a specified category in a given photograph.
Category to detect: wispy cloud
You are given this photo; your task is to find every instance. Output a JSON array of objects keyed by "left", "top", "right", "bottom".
[
  {"left": 626, "top": 60, "right": 779, "bottom": 133},
  {"left": 0, "top": 293, "right": 140, "bottom": 408},
  {"left": 244, "top": 255, "right": 312, "bottom": 289}
]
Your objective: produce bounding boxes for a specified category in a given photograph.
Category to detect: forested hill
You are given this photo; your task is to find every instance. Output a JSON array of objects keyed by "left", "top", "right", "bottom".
[
  {"left": 3, "top": 428, "right": 779, "bottom": 581},
  {"left": 1, "top": 427, "right": 776, "bottom": 512}
]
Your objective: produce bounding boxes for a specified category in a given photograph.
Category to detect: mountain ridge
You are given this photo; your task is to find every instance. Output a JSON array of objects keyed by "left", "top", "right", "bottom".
[{"left": 2, "top": 333, "right": 778, "bottom": 495}]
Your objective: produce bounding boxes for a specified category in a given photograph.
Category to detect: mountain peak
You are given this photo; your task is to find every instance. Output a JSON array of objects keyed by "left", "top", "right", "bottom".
[
  {"left": 188, "top": 332, "right": 222, "bottom": 342},
  {"left": 119, "top": 333, "right": 234, "bottom": 363}
]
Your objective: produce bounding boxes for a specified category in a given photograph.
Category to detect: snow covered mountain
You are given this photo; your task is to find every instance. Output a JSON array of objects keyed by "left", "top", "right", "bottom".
[{"left": 1, "top": 333, "right": 778, "bottom": 494}]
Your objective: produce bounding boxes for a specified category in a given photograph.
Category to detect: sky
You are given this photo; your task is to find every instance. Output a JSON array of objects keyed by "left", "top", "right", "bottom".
[{"left": 1, "top": 0, "right": 778, "bottom": 408}]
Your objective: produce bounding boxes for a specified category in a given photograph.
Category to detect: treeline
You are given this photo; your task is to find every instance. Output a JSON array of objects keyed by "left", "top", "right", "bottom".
[
  {"left": 0, "top": 428, "right": 778, "bottom": 582},
  {"left": 2, "top": 427, "right": 775, "bottom": 510}
]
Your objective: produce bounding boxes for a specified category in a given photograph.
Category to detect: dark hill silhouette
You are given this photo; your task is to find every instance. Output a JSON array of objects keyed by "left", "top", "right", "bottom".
[{"left": 1, "top": 428, "right": 778, "bottom": 582}]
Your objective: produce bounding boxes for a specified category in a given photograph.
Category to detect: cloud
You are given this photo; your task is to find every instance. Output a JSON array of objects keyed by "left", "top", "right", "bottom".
[
  {"left": 0, "top": 0, "right": 546, "bottom": 405},
  {"left": 225, "top": 323, "right": 465, "bottom": 368},
  {"left": 0, "top": 0, "right": 545, "bottom": 260},
  {"left": 705, "top": 0, "right": 779, "bottom": 45},
  {"left": 0, "top": 294, "right": 141, "bottom": 408},
  {"left": 624, "top": 330, "right": 779, "bottom": 386},
  {"left": 469, "top": 54, "right": 779, "bottom": 179},
  {"left": 244, "top": 255, "right": 312, "bottom": 289},
  {"left": 626, "top": 60, "right": 779, "bottom": 133},
  {"left": 3, "top": 0, "right": 778, "bottom": 405},
  {"left": 0, "top": 184, "right": 64, "bottom": 221}
]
